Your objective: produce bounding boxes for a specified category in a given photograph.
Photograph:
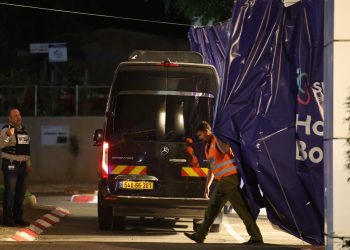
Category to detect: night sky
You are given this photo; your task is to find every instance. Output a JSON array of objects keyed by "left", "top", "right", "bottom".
[
  {"left": 0, "top": 0, "right": 192, "bottom": 41},
  {"left": 0, "top": 0, "right": 194, "bottom": 84}
]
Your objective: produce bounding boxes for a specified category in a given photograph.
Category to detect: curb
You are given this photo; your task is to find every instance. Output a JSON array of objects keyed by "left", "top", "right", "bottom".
[
  {"left": 70, "top": 191, "right": 98, "bottom": 203},
  {"left": 1, "top": 207, "right": 70, "bottom": 241}
]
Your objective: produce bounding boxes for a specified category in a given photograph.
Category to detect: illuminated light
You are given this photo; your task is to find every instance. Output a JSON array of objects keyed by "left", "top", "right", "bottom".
[
  {"left": 105, "top": 196, "right": 118, "bottom": 201},
  {"left": 177, "top": 113, "right": 184, "bottom": 129},
  {"left": 157, "top": 62, "right": 179, "bottom": 67},
  {"left": 159, "top": 111, "right": 166, "bottom": 132},
  {"left": 101, "top": 142, "right": 109, "bottom": 179}
]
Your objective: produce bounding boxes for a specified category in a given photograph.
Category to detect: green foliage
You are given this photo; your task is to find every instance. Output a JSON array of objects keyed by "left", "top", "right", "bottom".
[
  {"left": 0, "top": 61, "right": 84, "bottom": 87},
  {"left": 325, "top": 233, "right": 350, "bottom": 249},
  {"left": 346, "top": 93, "right": 350, "bottom": 182},
  {"left": 339, "top": 92, "right": 350, "bottom": 249},
  {"left": 163, "top": 0, "right": 235, "bottom": 25},
  {"left": 346, "top": 240, "right": 350, "bottom": 249},
  {"left": 0, "top": 69, "right": 27, "bottom": 86}
]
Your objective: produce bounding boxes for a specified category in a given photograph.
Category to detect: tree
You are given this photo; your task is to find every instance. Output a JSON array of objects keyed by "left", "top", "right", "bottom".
[
  {"left": 346, "top": 92, "right": 350, "bottom": 183},
  {"left": 163, "top": 0, "right": 235, "bottom": 25}
]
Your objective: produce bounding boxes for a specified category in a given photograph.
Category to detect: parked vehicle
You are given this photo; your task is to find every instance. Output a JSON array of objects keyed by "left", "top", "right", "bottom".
[{"left": 93, "top": 50, "right": 222, "bottom": 231}]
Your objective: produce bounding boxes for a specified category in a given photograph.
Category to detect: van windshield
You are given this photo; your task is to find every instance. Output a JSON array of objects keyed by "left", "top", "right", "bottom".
[{"left": 112, "top": 92, "right": 215, "bottom": 142}]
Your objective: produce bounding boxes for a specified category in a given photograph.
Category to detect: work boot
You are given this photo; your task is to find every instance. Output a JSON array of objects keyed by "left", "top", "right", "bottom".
[
  {"left": 241, "top": 238, "right": 264, "bottom": 245},
  {"left": 14, "top": 218, "right": 30, "bottom": 227},
  {"left": 3, "top": 219, "right": 16, "bottom": 227},
  {"left": 184, "top": 232, "right": 204, "bottom": 243}
]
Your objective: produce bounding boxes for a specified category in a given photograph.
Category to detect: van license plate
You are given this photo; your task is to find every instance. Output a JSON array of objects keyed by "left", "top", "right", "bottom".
[{"left": 119, "top": 181, "right": 154, "bottom": 190}]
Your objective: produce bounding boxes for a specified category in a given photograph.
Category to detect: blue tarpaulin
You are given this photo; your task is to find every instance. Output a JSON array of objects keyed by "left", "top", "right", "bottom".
[{"left": 189, "top": 0, "right": 324, "bottom": 245}]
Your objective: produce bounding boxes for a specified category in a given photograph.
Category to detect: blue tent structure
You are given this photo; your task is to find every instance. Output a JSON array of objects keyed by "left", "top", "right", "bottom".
[{"left": 189, "top": 0, "right": 324, "bottom": 245}]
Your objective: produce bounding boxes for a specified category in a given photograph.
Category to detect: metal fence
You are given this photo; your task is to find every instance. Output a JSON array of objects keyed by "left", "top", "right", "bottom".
[{"left": 0, "top": 85, "right": 110, "bottom": 116}]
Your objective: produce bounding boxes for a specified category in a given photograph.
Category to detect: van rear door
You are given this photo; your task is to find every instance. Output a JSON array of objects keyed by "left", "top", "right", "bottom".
[{"left": 105, "top": 63, "right": 218, "bottom": 198}]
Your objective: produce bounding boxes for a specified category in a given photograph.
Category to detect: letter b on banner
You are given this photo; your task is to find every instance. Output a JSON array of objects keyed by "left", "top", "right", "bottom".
[{"left": 296, "top": 140, "right": 323, "bottom": 164}]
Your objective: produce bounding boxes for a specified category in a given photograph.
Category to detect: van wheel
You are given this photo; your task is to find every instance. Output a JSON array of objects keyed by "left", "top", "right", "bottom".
[
  {"left": 113, "top": 216, "right": 126, "bottom": 230},
  {"left": 98, "top": 194, "right": 113, "bottom": 230},
  {"left": 210, "top": 224, "right": 221, "bottom": 232}
]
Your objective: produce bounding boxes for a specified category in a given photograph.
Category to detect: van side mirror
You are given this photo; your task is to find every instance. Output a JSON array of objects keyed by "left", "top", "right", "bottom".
[{"left": 93, "top": 129, "right": 104, "bottom": 146}]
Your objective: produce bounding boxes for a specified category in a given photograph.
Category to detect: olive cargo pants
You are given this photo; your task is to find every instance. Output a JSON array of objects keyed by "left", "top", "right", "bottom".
[{"left": 197, "top": 174, "right": 263, "bottom": 241}]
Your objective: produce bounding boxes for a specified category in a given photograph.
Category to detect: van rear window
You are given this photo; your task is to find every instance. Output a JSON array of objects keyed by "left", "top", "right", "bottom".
[
  {"left": 108, "top": 64, "right": 218, "bottom": 142},
  {"left": 112, "top": 94, "right": 215, "bottom": 142},
  {"left": 112, "top": 64, "right": 217, "bottom": 95}
]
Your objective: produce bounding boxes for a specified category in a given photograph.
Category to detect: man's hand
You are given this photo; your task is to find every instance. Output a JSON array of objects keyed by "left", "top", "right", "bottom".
[
  {"left": 204, "top": 169, "right": 214, "bottom": 199},
  {"left": 6, "top": 126, "right": 14, "bottom": 137},
  {"left": 204, "top": 186, "right": 210, "bottom": 199}
]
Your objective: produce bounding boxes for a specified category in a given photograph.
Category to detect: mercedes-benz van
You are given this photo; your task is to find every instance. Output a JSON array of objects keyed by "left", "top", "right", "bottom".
[{"left": 93, "top": 50, "right": 221, "bottom": 231}]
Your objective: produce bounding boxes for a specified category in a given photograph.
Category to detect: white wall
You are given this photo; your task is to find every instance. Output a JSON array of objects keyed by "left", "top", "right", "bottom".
[
  {"left": 324, "top": 0, "right": 350, "bottom": 249},
  {"left": 0, "top": 117, "right": 104, "bottom": 185}
]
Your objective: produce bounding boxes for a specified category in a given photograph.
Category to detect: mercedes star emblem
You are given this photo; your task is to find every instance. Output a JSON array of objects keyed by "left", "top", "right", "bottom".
[{"left": 160, "top": 146, "right": 170, "bottom": 156}]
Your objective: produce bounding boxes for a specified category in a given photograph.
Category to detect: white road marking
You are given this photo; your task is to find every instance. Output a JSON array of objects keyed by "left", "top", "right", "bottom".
[
  {"left": 44, "top": 213, "right": 60, "bottom": 223},
  {"left": 51, "top": 209, "right": 67, "bottom": 218},
  {"left": 35, "top": 218, "right": 53, "bottom": 228},
  {"left": 15, "top": 231, "right": 36, "bottom": 241},
  {"left": 27, "top": 224, "right": 44, "bottom": 234},
  {"left": 222, "top": 215, "right": 245, "bottom": 243},
  {"left": 1, "top": 238, "right": 16, "bottom": 241},
  {"left": 56, "top": 207, "right": 70, "bottom": 215}
]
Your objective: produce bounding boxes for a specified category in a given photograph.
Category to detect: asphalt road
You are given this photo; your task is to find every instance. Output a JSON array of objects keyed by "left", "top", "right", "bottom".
[{"left": 0, "top": 195, "right": 324, "bottom": 250}]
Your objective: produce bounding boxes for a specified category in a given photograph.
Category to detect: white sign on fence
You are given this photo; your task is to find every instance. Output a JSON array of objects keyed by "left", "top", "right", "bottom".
[
  {"left": 41, "top": 125, "right": 69, "bottom": 145},
  {"left": 30, "top": 43, "right": 68, "bottom": 62},
  {"left": 30, "top": 43, "right": 49, "bottom": 54},
  {"left": 48, "top": 43, "right": 68, "bottom": 62}
]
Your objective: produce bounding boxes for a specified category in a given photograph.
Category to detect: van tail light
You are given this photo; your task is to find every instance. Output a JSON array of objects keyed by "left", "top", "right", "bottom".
[
  {"left": 157, "top": 60, "right": 179, "bottom": 67},
  {"left": 101, "top": 141, "right": 109, "bottom": 179}
]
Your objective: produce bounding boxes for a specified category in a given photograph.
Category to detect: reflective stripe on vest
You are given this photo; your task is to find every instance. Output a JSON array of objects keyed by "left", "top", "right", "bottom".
[
  {"left": 205, "top": 136, "right": 238, "bottom": 180},
  {"left": 211, "top": 158, "right": 236, "bottom": 171}
]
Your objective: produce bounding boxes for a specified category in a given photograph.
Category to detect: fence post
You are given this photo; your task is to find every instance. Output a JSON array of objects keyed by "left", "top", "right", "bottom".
[
  {"left": 34, "top": 85, "right": 38, "bottom": 117},
  {"left": 75, "top": 85, "right": 79, "bottom": 116}
]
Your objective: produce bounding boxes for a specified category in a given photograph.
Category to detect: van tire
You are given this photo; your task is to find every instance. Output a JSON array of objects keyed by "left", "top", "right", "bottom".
[{"left": 98, "top": 194, "right": 113, "bottom": 230}]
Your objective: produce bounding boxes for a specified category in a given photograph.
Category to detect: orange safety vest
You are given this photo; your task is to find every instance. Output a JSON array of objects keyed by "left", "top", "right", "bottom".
[{"left": 205, "top": 136, "right": 238, "bottom": 180}]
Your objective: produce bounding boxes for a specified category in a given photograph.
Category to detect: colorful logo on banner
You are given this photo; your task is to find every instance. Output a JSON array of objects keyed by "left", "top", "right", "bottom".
[
  {"left": 296, "top": 68, "right": 311, "bottom": 105},
  {"left": 295, "top": 68, "right": 324, "bottom": 164}
]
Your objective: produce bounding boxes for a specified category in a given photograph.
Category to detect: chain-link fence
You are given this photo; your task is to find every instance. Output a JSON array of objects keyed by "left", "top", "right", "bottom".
[{"left": 0, "top": 85, "right": 109, "bottom": 116}]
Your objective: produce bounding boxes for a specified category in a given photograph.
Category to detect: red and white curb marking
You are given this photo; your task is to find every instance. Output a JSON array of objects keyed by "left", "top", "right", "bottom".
[
  {"left": 1, "top": 207, "right": 70, "bottom": 241},
  {"left": 70, "top": 191, "right": 97, "bottom": 203}
]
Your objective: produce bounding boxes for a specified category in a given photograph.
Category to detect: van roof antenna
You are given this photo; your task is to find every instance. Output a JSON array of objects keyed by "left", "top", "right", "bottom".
[{"left": 164, "top": 58, "right": 172, "bottom": 64}]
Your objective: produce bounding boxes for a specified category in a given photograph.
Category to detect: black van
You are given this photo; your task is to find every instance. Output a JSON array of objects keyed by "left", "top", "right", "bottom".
[{"left": 93, "top": 50, "right": 221, "bottom": 231}]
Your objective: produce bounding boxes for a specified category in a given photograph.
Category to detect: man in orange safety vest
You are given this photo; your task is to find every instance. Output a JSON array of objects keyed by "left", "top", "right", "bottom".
[{"left": 184, "top": 121, "right": 263, "bottom": 245}]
